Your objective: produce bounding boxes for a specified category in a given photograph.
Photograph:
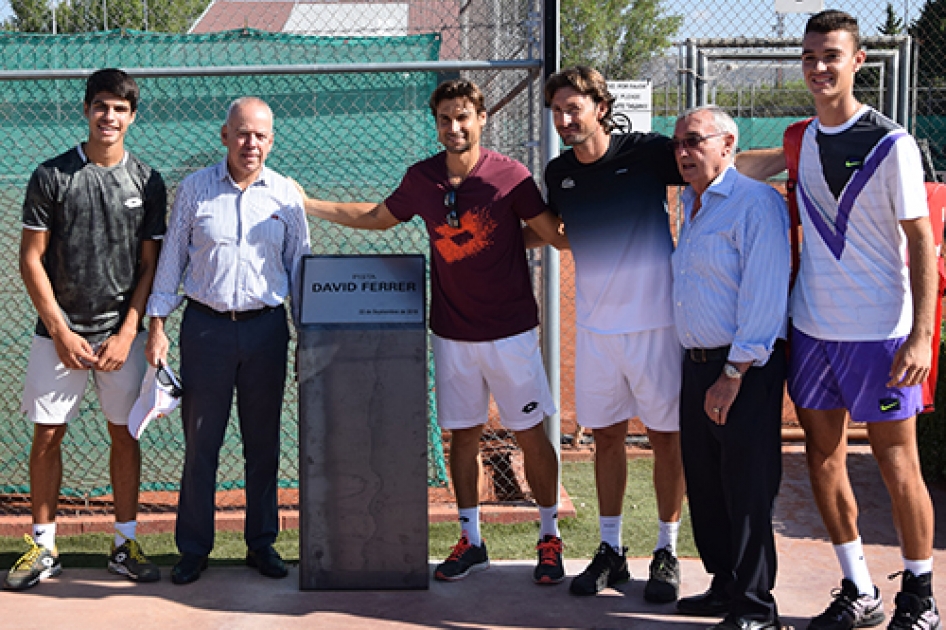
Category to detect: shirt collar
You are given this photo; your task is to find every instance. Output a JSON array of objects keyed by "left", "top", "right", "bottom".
[
  {"left": 214, "top": 160, "right": 271, "bottom": 189},
  {"left": 682, "top": 164, "right": 737, "bottom": 206},
  {"left": 76, "top": 143, "right": 128, "bottom": 167}
]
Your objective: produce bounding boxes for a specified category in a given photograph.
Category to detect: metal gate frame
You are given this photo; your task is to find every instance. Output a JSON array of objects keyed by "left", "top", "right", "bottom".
[{"left": 679, "top": 35, "right": 913, "bottom": 129}]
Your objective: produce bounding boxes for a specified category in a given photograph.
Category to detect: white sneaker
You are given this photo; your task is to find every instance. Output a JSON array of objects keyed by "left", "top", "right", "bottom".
[{"left": 807, "top": 578, "right": 885, "bottom": 629}]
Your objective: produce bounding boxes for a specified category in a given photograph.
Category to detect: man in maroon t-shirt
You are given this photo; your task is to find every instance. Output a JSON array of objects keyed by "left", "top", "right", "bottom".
[{"left": 300, "top": 79, "right": 569, "bottom": 585}]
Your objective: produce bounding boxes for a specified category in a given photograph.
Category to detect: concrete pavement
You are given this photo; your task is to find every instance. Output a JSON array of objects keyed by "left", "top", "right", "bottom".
[{"left": 1, "top": 445, "right": 943, "bottom": 629}]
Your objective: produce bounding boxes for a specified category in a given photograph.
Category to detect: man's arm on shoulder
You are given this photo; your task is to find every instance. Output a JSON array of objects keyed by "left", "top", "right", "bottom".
[
  {"left": 890, "top": 216, "right": 938, "bottom": 387},
  {"left": 294, "top": 180, "right": 399, "bottom": 230},
  {"left": 309, "top": 199, "right": 400, "bottom": 231},
  {"left": 95, "top": 239, "right": 160, "bottom": 372},
  {"left": 523, "top": 210, "right": 569, "bottom": 250},
  {"left": 19, "top": 228, "right": 95, "bottom": 369},
  {"left": 735, "top": 147, "right": 786, "bottom": 182}
]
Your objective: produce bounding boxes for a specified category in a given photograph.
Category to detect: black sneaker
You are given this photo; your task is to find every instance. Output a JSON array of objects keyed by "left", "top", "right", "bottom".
[
  {"left": 569, "top": 542, "right": 630, "bottom": 596},
  {"left": 807, "top": 578, "right": 884, "bottom": 629},
  {"left": 888, "top": 571, "right": 941, "bottom": 630},
  {"left": 644, "top": 546, "right": 681, "bottom": 603},
  {"left": 3, "top": 534, "right": 61, "bottom": 591},
  {"left": 108, "top": 539, "right": 160, "bottom": 582},
  {"left": 434, "top": 536, "right": 489, "bottom": 581},
  {"left": 533, "top": 534, "right": 564, "bottom": 585}
]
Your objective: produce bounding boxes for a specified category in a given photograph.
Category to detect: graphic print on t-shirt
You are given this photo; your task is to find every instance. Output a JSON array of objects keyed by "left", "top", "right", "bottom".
[
  {"left": 798, "top": 129, "right": 904, "bottom": 260},
  {"left": 432, "top": 207, "right": 498, "bottom": 263}
]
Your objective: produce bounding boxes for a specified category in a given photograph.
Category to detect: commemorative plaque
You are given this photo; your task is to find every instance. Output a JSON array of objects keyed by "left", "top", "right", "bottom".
[{"left": 297, "top": 255, "right": 428, "bottom": 590}]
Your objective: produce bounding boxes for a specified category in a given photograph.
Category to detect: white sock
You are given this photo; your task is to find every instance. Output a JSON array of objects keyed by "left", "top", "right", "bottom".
[
  {"left": 600, "top": 515, "right": 622, "bottom": 551},
  {"left": 538, "top": 505, "right": 560, "bottom": 539},
  {"left": 834, "top": 538, "right": 874, "bottom": 596},
  {"left": 115, "top": 520, "right": 137, "bottom": 546},
  {"left": 32, "top": 523, "right": 56, "bottom": 550},
  {"left": 655, "top": 519, "right": 680, "bottom": 556},
  {"left": 903, "top": 556, "right": 933, "bottom": 578},
  {"left": 458, "top": 507, "right": 481, "bottom": 547}
]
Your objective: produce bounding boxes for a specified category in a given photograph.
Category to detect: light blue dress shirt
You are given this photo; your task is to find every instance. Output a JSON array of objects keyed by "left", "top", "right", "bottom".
[
  {"left": 146, "top": 161, "right": 311, "bottom": 321},
  {"left": 671, "top": 166, "right": 790, "bottom": 366}
]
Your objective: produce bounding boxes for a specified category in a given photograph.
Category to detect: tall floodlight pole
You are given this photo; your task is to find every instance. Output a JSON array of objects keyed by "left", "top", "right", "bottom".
[{"left": 542, "top": 0, "right": 562, "bottom": 469}]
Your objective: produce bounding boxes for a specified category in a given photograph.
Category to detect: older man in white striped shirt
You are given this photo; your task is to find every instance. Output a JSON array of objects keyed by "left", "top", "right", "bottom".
[
  {"left": 670, "top": 105, "right": 789, "bottom": 630},
  {"left": 145, "top": 97, "right": 310, "bottom": 586}
]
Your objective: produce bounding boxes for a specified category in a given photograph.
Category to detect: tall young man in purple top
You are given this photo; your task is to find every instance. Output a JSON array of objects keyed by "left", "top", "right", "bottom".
[
  {"left": 300, "top": 79, "right": 569, "bottom": 585},
  {"left": 748, "top": 9, "right": 942, "bottom": 630},
  {"left": 790, "top": 11, "right": 939, "bottom": 630}
]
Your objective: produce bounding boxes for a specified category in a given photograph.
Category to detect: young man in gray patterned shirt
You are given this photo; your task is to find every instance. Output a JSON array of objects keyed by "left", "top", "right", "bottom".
[{"left": 5, "top": 68, "right": 166, "bottom": 591}]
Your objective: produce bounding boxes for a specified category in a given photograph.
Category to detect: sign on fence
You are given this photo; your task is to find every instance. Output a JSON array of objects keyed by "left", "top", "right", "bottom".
[
  {"left": 773, "top": 0, "right": 824, "bottom": 14},
  {"left": 608, "top": 80, "right": 652, "bottom": 133}
]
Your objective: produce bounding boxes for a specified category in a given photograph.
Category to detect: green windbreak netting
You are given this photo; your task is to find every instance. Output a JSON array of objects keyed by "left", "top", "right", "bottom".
[{"left": 0, "top": 28, "right": 449, "bottom": 509}]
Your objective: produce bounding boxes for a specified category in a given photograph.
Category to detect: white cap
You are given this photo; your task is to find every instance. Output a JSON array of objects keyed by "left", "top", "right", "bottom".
[{"left": 128, "top": 362, "right": 182, "bottom": 440}]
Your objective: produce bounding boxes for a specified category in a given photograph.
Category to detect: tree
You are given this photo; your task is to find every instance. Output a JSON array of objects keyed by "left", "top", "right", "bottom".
[
  {"left": 910, "top": 0, "right": 946, "bottom": 86},
  {"left": 10, "top": 0, "right": 211, "bottom": 33},
  {"left": 879, "top": 2, "right": 904, "bottom": 35},
  {"left": 8, "top": 0, "right": 54, "bottom": 32},
  {"left": 561, "top": 0, "right": 682, "bottom": 80}
]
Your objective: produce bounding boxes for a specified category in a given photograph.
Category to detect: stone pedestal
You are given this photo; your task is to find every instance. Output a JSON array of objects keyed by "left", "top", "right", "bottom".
[{"left": 297, "top": 328, "right": 428, "bottom": 590}]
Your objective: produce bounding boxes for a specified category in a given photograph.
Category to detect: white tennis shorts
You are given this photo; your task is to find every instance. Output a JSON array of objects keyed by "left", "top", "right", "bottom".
[
  {"left": 576, "top": 325, "right": 681, "bottom": 432},
  {"left": 21, "top": 332, "right": 148, "bottom": 426},
  {"left": 432, "top": 328, "right": 556, "bottom": 432}
]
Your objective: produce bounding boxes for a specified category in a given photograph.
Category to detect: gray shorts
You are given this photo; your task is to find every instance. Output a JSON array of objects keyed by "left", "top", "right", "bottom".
[{"left": 21, "top": 332, "right": 148, "bottom": 425}]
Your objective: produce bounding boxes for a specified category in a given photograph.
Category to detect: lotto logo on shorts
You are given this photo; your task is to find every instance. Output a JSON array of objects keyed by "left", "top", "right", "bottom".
[
  {"left": 879, "top": 397, "right": 901, "bottom": 413},
  {"left": 522, "top": 401, "right": 538, "bottom": 414}
]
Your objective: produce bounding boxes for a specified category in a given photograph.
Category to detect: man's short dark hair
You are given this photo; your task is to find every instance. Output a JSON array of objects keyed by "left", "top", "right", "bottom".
[
  {"left": 84, "top": 68, "right": 140, "bottom": 112},
  {"left": 805, "top": 9, "right": 861, "bottom": 52},
  {"left": 429, "top": 79, "right": 486, "bottom": 117},
  {"left": 544, "top": 66, "right": 616, "bottom": 133}
]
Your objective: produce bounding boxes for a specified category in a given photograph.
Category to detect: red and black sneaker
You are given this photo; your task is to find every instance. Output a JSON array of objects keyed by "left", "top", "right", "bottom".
[
  {"left": 534, "top": 534, "right": 565, "bottom": 585},
  {"left": 434, "top": 536, "right": 489, "bottom": 581}
]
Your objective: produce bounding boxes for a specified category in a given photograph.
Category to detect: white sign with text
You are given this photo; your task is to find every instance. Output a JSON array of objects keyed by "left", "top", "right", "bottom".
[
  {"left": 608, "top": 80, "right": 652, "bottom": 133},
  {"left": 300, "top": 255, "right": 425, "bottom": 325}
]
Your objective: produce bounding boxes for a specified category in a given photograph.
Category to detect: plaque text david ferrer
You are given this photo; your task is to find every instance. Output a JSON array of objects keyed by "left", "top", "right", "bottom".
[{"left": 300, "top": 255, "right": 426, "bottom": 326}]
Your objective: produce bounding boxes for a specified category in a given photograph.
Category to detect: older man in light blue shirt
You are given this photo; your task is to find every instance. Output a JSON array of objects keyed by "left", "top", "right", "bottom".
[
  {"left": 670, "top": 105, "right": 789, "bottom": 629},
  {"left": 146, "top": 97, "right": 310, "bottom": 586}
]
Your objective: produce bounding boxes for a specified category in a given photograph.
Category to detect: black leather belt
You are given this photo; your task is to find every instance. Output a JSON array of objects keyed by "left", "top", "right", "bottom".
[
  {"left": 685, "top": 346, "right": 730, "bottom": 363},
  {"left": 187, "top": 299, "right": 275, "bottom": 322}
]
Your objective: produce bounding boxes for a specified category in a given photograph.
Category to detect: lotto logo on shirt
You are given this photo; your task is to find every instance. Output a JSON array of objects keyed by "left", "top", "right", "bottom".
[{"left": 432, "top": 208, "right": 497, "bottom": 264}]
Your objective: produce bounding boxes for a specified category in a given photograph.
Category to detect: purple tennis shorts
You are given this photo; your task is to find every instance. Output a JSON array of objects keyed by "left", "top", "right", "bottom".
[{"left": 788, "top": 326, "right": 923, "bottom": 422}]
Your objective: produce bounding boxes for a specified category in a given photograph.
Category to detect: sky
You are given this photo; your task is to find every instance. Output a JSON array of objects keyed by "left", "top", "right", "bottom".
[{"left": 664, "top": 0, "right": 920, "bottom": 40}]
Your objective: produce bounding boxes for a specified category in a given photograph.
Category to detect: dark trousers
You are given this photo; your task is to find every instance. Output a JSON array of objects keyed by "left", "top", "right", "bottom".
[
  {"left": 680, "top": 343, "right": 786, "bottom": 621},
  {"left": 175, "top": 303, "right": 289, "bottom": 556}
]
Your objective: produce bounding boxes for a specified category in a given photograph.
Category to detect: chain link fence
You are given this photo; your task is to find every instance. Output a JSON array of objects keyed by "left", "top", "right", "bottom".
[
  {"left": 0, "top": 0, "right": 548, "bottom": 518},
  {"left": 0, "top": 0, "right": 943, "bottom": 518},
  {"left": 559, "top": 0, "right": 946, "bottom": 443}
]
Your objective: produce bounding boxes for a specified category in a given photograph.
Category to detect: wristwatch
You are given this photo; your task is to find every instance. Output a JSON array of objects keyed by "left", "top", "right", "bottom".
[{"left": 723, "top": 363, "right": 743, "bottom": 380}]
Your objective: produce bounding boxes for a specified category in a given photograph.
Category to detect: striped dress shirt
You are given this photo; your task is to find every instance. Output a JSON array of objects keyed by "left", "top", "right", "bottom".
[
  {"left": 146, "top": 161, "right": 311, "bottom": 321},
  {"left": 671, "top": 166, "right": 790, "bottom": 366}
]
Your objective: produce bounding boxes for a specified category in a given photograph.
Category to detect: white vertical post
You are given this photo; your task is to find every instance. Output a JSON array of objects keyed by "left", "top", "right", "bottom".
[{"left": 541, "top": 0, "right": 561, "bottom": 477}]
